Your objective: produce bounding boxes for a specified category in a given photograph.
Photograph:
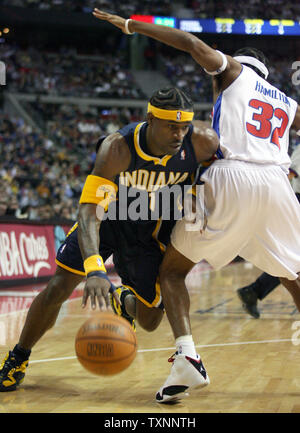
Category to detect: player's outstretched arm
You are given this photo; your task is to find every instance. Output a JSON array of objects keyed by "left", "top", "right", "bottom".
[
  {"left": 92, "top": 8, "right": 241, "bottom": 87},
  {"left": 78, "top": 134, "right": 131, "bottom": 310}
]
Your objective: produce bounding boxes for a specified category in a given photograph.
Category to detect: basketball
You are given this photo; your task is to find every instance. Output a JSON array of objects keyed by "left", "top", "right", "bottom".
[{"left": 75, "top": 312, "right": 137, "bottom": 376}]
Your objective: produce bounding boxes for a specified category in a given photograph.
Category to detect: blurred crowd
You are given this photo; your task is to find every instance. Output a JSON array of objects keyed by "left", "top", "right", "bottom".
[
  {"left": 30, "top": 101, "right": 144, "bottom": 162},
  {"left": 160, "top": 54, "right": 300, "bottom": 104},
  {"left": 184, "top": 0, "right": 300, "bottom": 20},
  {"left": 2, "top": 44, "right": 146, "bottom": 99},
  {"left": 2, "top": 0, "right": 172, "bottom": 16},
  {"left": 1, "top": 35, "right": 299, "bottom": 222},
  {"left": 0, "top": 106, "right": 144, "bottom": 222},
  {"left": 267, "top": 60, "right": 300, "bottom": 103},
  {"left": 0, "top": 110, "right": 82, "bottom": 221},
  {"left": 161, "top": 54, "right": 213, "bottom": 103},
  {"left": 3, "top": 42, "right": 299, "bottom": 105},
  {"left": 3, "top": 0, "right": 300, "bottom": 20}
]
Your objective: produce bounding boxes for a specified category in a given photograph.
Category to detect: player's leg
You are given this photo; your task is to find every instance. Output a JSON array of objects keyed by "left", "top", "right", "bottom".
[
  {"left": 159, "top": 244, "right": 194, "bottom": 338},
  {"left": 0, "top": 266, "right": 83, "bottom": 392},
  {"left": 110, "top": 285, "right": 136, "bottom": 330},
  {"left": 280, "top": 274, "right": 300, "bottom": 312},
  {"left": 237, "top": 273, "right": 280, "bottom": 318},
  {"left": 19, "top": 267, "right": 83, "bottom": 349},
  {"left": 135, "top": 299, "right": 164, "bottom": 332},
  {"left": 238, "top": 166, "right": 300, "bottom": 315},
  {"left": 156, "top": 244, "right": 210, "bottom": 403},
  {"left": 110, "top": 281, "right": 164, "bottom": 332},
  {"left": 0, "top": 224, "right": 86, "bottom": 392},
  {"left": 279, "top": 194, "right": 300, "bottom": 311},
  {"left": 108, "top": 219, "right": 166, "bottom": 332}
]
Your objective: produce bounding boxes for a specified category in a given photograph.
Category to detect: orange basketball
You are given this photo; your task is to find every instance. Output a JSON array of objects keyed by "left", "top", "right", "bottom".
[{"left": 75, "top": 312, "right": 137, "bottom": 376}]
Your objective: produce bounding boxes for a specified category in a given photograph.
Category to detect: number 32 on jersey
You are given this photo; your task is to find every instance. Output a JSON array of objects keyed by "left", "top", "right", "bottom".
[{"left": 246, "top": 98, "right": 289, "bottom": 149}]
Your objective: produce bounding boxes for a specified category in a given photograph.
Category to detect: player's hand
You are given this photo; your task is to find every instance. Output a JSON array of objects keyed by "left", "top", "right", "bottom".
[
  {"left": 92, "top": 9, "right": 127, "bottom": 33},
  {"left": 81, "top": 276, "right": 113, "bottom": 311},
  {"left": 288, "top": 170, "right": 297, "bottom": 181},
  {"left": 110, "top": 285, "right": 121, "bottom": 308}
]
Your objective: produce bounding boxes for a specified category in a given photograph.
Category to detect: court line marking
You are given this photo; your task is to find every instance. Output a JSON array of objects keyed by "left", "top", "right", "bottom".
[
  {"left": 0, "top": 294, "right": 82, "bottom": 318},
  {"left": 0, "top": 292, "right": 40, "bottom": 297},
  {"left": 28, "top": 338, "right": 293, "bottom": 364}
]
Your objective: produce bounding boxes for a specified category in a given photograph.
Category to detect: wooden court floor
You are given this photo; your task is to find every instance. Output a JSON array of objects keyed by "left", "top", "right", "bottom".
[{"left": 0, "top": 261, "right": 299, "bottom": 414}]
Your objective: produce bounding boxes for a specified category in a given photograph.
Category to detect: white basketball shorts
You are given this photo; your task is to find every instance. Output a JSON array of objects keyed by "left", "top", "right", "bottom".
[{"left": 171, "top": 160, "right": 300, "bottom": 280}]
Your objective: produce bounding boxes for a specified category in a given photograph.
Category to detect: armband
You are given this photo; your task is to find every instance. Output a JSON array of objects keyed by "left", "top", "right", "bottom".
[
  {"left": 79, "top": 175, "right": 118, "bottom": 211},
  {"left": 84, "top": 254, "right": 106, "bottom": 275},
  {"left": 204, "top": 50, "right": 228, "bottom": 76},
  {"left": 124, "top": 19, "right": 135, "bottom": 35}
]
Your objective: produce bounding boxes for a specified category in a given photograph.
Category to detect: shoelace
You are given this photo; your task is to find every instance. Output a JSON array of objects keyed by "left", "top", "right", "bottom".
[{"left": 167, "top": 351, "right": 179, "bottom": 363}]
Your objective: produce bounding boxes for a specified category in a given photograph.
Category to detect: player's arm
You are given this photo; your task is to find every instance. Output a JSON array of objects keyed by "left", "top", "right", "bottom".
[
  {"left": 182, "top": 122, "right": 218, "bottom": 232},
  {"left": 191, "top": 121, "right": 219, "bottom": 163},
  {"left": 291, "top": 105, "right": 300, "bottom": 133},
  {"left": 78, "top": 133, "right": 131, "bottom": 309},
  {"left": 92, "top": 9, "right": 241, "bottom": 91},
  {"left": 289, "top": 143, "right": 300, "bottom": 180}
]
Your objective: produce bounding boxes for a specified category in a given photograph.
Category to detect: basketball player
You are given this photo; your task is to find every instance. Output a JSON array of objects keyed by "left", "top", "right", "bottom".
[
  {"left": 0, "top": 87, "right": 218, "bottom": 391},
  {"left": 92, "top": 10, "right": 300, "bottom": 403},
  {"left": 237, "top": 144, "right": 300, "bottom": 318}
]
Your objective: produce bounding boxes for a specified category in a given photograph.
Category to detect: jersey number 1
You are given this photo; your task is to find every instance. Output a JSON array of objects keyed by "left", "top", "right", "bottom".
[{"left": 246, "top": 99, "right": 289, "bottom": 149}]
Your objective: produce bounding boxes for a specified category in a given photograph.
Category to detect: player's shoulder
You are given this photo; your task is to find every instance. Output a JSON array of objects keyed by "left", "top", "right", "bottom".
[
  {"left": 93, "top": 131, "right": 131, "bottom": 176},
  {"left": 95, "top": 129, "right": 131, "bottom": 165},
  {"left": 118, "top": 122, "right": 142, "bottom": 139}
]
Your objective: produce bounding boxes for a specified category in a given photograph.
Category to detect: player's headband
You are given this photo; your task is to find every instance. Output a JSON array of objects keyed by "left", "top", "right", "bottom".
[
  {"left": 233, "top": 55, "right": 269, "bottom": 79},
  {"left": 147, "top": 103, "right": 194, "bottom": 122}
]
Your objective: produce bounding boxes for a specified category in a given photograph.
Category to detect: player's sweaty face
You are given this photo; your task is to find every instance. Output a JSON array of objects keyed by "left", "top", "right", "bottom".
[{"left": 156, "top": 120, "right": 191, "bottom": 155}]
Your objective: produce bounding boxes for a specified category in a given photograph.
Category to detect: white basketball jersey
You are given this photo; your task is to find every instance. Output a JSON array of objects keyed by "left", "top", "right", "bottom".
[{"left": 212, "top": 65, "right": 298, "bottom": 171}]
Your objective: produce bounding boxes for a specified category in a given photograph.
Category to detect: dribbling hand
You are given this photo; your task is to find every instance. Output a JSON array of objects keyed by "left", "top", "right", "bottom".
[{"left": 81, "top": 276, "right": 121, "bottom": 311}]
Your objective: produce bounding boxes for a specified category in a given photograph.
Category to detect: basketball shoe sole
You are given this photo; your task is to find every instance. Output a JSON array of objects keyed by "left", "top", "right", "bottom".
[{"left": 156, "top": 353, "right": 210, "bottom": 403}]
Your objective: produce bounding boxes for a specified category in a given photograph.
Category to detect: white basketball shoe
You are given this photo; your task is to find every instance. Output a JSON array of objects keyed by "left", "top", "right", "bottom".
[{"left": 156, "top": 352, "right": 210, "bottom": 403}]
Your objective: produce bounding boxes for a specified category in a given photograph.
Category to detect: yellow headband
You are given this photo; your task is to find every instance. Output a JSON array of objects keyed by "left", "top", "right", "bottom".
[{"left": 147, "top": 103, "right": 194, "bottom": 122}]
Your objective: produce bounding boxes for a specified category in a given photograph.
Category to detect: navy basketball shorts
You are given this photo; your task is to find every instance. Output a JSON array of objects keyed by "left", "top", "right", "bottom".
[{"left": 56, "top": 219, "right": 175, "bottom": 308}]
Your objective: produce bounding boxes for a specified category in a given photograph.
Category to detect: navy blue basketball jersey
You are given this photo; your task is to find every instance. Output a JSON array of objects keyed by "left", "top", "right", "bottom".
[
  {"left": 107, "top": 121, "right": 198, "bottom": 223},
  {"left": 56, "top": 122, "right": 199, "bottom": 306}
]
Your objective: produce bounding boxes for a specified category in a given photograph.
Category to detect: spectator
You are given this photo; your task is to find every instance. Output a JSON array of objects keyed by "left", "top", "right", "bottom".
[
  {"left": 5, "top": 195, "right": 19, "bottom": 218},
  {"left": 0, "top": 200, "right": 8, "bottom": 218},
  {"left": 36, "top": 181, "right": 51, "bottom": 200},
  {"left": 2, "top": 44, "right": 146, "bottom": 100},
  {"left": 2, "top": 0, "right": 172, "bottom": 16},
  {"left": 1, "top": 36, "right": 298, "bottom": 224}
]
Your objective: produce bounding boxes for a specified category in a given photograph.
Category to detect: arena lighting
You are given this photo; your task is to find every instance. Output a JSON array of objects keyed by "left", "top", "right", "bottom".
[
  {"left": 3, "top": 28, "right": 9, "bottom": 34},
  {"left": 130, "top": 15, "right": 300, "bottom": 35}
]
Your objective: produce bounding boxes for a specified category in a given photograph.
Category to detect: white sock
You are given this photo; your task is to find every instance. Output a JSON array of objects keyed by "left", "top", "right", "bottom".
[{"left": 175, "top": 335, "right": 198, "bottom": 359}]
